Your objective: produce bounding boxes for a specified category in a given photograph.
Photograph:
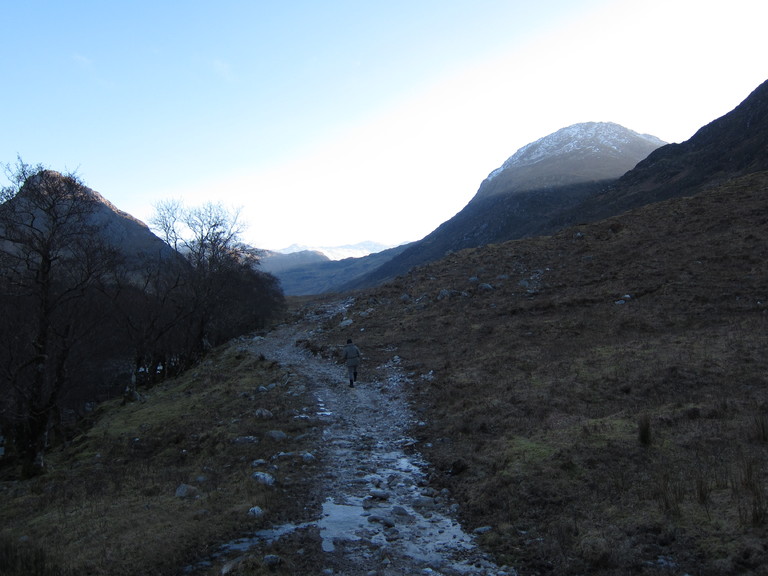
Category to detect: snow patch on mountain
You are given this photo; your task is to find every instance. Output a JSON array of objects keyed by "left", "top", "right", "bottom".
[
  {"left": 278, "top": 241, "right": 400, "bottom": 260},
  {"left": 487, "top": 122, "right": 666, "bottom": 181}
]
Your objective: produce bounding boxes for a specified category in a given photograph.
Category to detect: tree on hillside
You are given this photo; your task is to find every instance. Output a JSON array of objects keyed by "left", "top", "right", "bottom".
[
  {"left": 109, "top": 255, "right": 193, "bottom": 386},
  {"left": 150, "top": 200, "right": 285, "bottom": 364},
  {"left": 0, "top": 159, "right": 121, "bottom": 476}
]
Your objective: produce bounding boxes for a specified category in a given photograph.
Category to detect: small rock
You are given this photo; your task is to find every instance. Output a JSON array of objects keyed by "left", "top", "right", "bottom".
[
  {"left": 175, "top": 484, "right": 198, "bottom": 499},
  {"left": 473, "top": 525, "right": 493, "bottom": 535},
  {"left": 413, "top": 496, "right": 435, "bottom": 509},
  {"left": 254, "top": 408, "right": 274, "bottom": 419},
  {"left": 262, "top": 554, "right": 282, "bottom": 567},
  {"left": 391, "top": 505, "right": 411, "bottom": 518},
  {"left": 267, "top": 430, "right": 289, "bottom": 441},
  {"left": 370, "top": 489, "right": 390, "bottom": 500},
  {"left": 368, "top": 514, "right": 395, "bottom": 528},
  {"left": 248, "top": 506, "right": 265, "bottom": 518},
  {"left": 252, "top": 472, "right": 275, "bottom": 486},
  {"left": 233, "top": 436, "right": 259, "bottom": 444}
]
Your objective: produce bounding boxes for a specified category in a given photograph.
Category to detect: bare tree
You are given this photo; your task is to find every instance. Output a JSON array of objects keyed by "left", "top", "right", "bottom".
[
  {"left": 149, "top": 200, "right": 284, "bottom": 359},
  {"left": 0, "top": 159, "right": 119, "bottom": 476}
]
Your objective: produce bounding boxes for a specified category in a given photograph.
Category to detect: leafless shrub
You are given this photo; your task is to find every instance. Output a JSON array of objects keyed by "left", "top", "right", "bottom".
[
  {"left": 656, "top": 470, "right": 686, "bottom": 516},
  {"left": 732, "top": 457, "right": 767, "bottom": 526},
  {"left": 750, "top": 411, "right": 768, "bottom": 443}
]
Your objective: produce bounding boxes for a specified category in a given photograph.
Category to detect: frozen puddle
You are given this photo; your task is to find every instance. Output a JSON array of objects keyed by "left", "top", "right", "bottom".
[{"left": 319, "top": 498, "right": 366, "bottom": 551}]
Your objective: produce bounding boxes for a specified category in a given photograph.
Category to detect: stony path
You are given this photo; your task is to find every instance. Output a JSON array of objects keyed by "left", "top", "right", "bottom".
[{"left": 219, "top": 309, "right": 515, "bottom": 576}]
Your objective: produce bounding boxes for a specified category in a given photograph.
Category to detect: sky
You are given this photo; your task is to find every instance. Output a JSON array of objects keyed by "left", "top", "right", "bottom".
[{"left": 2, "top": 1, "right": 766, "bottom": 253}]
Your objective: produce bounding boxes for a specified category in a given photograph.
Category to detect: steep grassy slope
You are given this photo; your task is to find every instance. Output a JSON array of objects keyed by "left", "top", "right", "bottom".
[
  {"left": 306, "top": 171, "right": 768, "bottom": 575},
  {"left": 0, "top": 342, "right": 321, "bottom": 576}
]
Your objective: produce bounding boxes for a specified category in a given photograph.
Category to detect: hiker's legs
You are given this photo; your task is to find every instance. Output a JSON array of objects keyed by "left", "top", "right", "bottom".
[{"left": 347, "top": 365, "right": 355, "bottom": 386}]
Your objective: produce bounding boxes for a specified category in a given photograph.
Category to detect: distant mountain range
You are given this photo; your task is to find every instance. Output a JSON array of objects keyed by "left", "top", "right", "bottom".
[
  {"left": 13, "top": 79, "right": 766, "bottom": 299},
  {"left": 275, "top": 241, "right": 399, "bottom": 260}
]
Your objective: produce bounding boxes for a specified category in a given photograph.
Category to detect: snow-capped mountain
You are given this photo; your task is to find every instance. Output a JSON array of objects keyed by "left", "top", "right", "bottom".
[
  {"left": 277, "top": 241, "right": 399, "bottom": 261},
  {"left": 346, "top": 122, "right": 666, "bottom": 289},
  {"left": 489, "top": 122, "right": 665, "bottom": 176},
  {"left": 477, "top": 122, "right": 666, "bottom": 200}
]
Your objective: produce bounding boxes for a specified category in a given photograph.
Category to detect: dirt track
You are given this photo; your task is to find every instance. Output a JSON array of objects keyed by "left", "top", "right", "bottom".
[{"left": 236, "top": 305, "right": 513, "bottom": 575}]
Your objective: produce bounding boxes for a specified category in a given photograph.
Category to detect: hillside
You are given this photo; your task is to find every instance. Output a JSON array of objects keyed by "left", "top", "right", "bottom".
[
  {"left": 346, "top": 80, "right": 768, "bottom": 292},
  {"left": 343, "top": 122, "right": 665, "bottom": 290},
  {"left": 3, "top": 170, "right": 768, "bottom": 575},
  {"left": 262, "top": 243, "right": 411, "bottom": 296},
  {"left": 570, "top": 77, "right": 768, "bottom": 223},
  {"left": 306, "top": 170, "right": 768, "bottom": 574}
]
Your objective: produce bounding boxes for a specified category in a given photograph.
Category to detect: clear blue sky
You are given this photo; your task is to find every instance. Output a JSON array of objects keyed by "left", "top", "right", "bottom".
[{"left": 2, "top": 1, "right": 766, "bottom": 251}]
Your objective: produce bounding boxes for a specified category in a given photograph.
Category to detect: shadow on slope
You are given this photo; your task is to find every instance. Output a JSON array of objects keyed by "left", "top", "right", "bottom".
[
  {"left": 305, "top": 171, "right": 768, "bottom": 575},
  {"left": 347, "top": 78, "right": 768, "bottom": 293}
]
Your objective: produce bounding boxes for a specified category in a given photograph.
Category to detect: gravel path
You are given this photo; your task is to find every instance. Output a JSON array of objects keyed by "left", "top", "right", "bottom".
[{"left": 209, "top": 306, "right": 515, "bottom": 576}]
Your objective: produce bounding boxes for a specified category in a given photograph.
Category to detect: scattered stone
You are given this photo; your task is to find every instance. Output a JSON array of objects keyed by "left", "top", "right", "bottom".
[
  {"left": 370, "top": 489, "right": 390, "bottom": 500},
  {"left": 384, "top": 527, "right": 401, "bottom": 541},
  {"left": 251, "top": 459, "right": 268, "bottom": 467},
  {"left": 262, "top": 554, "right": 282, "bottom": 567},
  {"left": 420, "top": 370, "right": 435, "bottom": 381},
  {"left": 473, "top": 526, "right": 493, "bottom": 535},
  {"left": 266, "top": 430, "right": 289, "bottom": 441},
  {"left": 254, "top": 407, "right": 274, "bottom": 419},
  {"left": 252, "top": 471, "right": 275, "bottom": 486},
  {"left": 478, "top": 283, "right": 494, "bottom": 291},
  {"left": 175, "top": 484, "right": 199, "bottom": 499},
  {"left": 368, "top": 514, "right": 395, "bottom": 528},
  {"left": 437, "top": 288, "right": 465, "bottom": 301},
  {"left": 248, "top": 506, "right": 265, "bottom": 518},
  {"left": 232, "top": 436, "right": 259, "bottom": 444},
  {"left": 391, "top": 506, "right": 411, "bottom": 518},
  {"left": 340, "top": 319, "right": 353, "bottom": 327},
  {"left": 412, "top": 496, "right": 435, "bottom": 509}
]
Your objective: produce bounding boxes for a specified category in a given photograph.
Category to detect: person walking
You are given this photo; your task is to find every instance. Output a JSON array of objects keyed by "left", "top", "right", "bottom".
[{"left": 342, "top": 338, "right": 361, "bottom": 387}]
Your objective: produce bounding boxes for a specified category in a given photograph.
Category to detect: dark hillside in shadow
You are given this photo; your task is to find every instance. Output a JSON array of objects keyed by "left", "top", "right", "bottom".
[{"left": 307, "top": 170, "right": 768, "bottom": 574}]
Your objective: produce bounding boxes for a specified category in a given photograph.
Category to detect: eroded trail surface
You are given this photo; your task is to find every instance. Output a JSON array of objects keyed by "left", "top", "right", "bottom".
[{"left": 219, "top": 308, "right": 514, "bottom": 576}]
